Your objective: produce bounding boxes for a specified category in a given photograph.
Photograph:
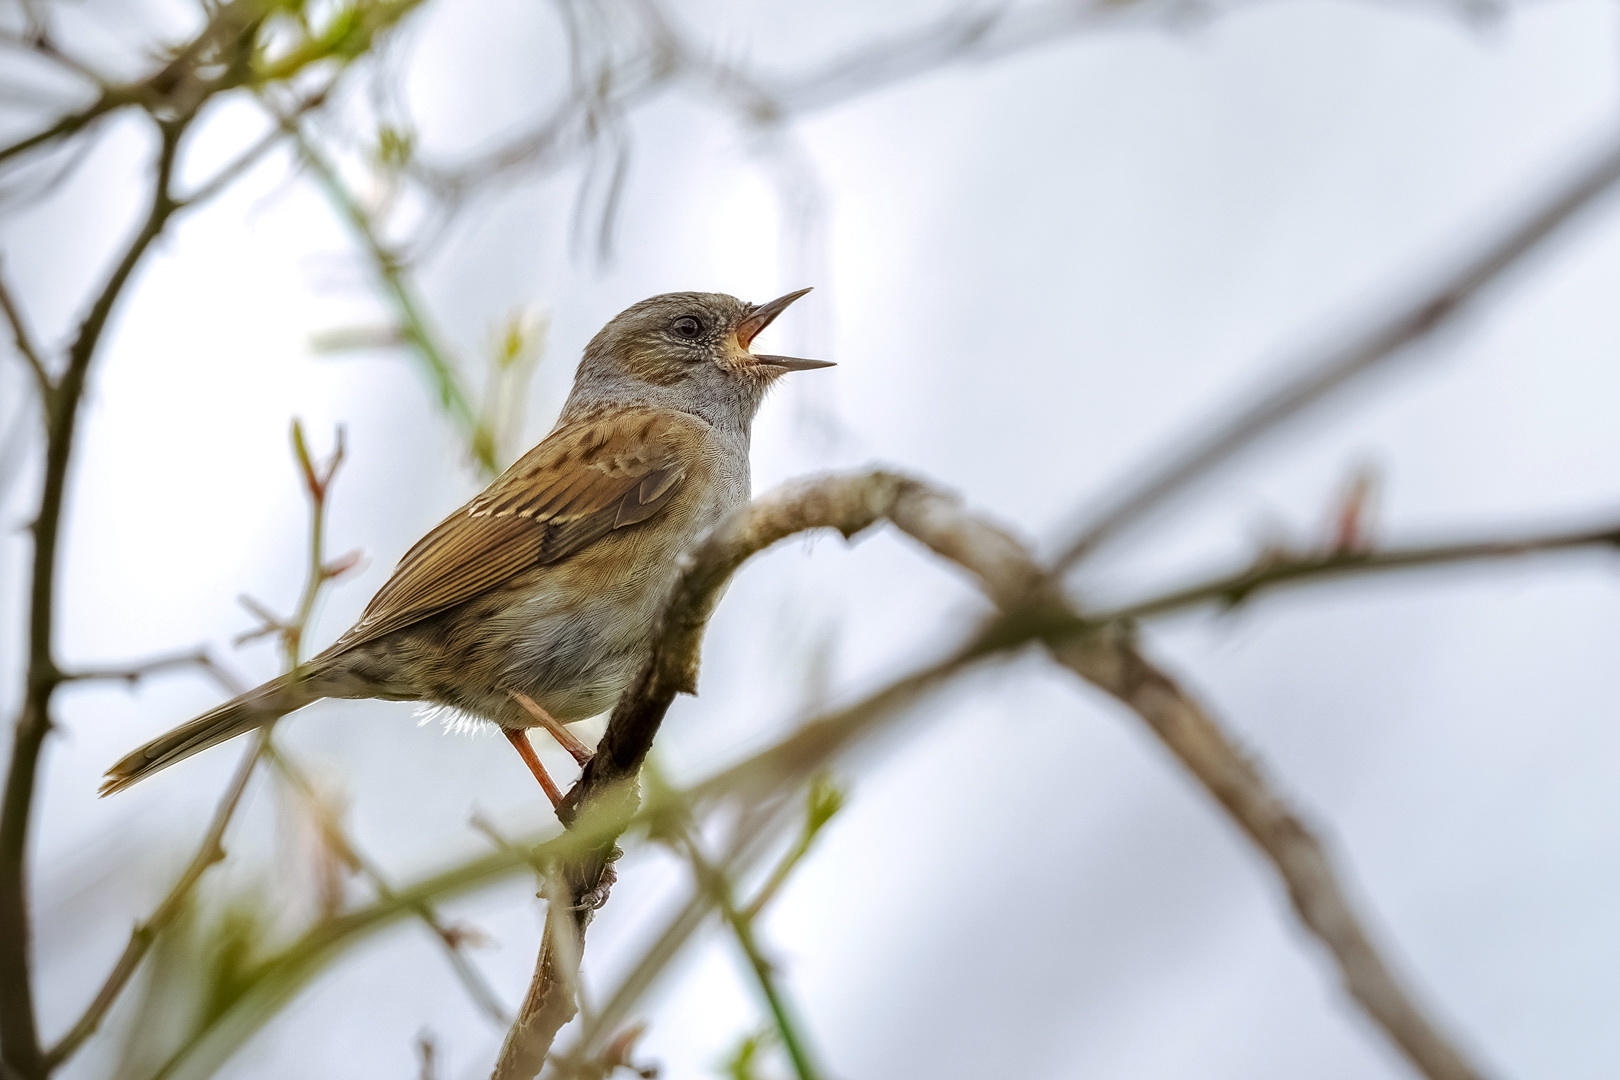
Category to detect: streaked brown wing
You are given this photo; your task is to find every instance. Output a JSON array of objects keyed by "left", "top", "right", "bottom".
[{"left": 332, "top": 410, "right": 689, "bottom": 651}]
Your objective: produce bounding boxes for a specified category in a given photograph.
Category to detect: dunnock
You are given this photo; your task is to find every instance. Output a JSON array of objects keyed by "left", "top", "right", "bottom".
[{"left": 103, "top": 289, "right": 830, "bottom": 802}]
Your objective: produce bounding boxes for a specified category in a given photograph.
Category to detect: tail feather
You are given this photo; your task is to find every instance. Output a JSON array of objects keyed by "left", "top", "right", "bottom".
[{"left": 101, "top": 675, "right": 314, "bottom": 796}]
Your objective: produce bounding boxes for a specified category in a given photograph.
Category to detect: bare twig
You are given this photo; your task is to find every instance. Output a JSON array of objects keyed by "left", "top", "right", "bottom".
[
  {"left": 264, "top": 745, "right": 510, "bottom": 1026},
  {"left": 1098, "top": 516, "right": 1620, "bottom": 624},
  {"left": 43, "top": 732, "right": 270, "bottom": 1068},
  {"left": 0, "top": 261, "right": 50, "bottom": 397},
  {"left": 58, "top": 648, "right": 223, "bottom": 687},
  {"left": 0, "top": 27, "right": 109, "bottom": 85},
  {"left": 1054, "top": 126, "right": 1620, "bottom": 571}
]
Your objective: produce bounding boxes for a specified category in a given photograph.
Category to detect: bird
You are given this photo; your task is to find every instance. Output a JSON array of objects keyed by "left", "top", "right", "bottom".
[{"left": 102, "top": 289, "right": 832, "bottom": 804}]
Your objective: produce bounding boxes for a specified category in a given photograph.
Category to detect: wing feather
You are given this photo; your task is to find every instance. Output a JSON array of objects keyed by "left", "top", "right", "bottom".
[{"left": 330, "top": 411, "right": 694, "bottom": 651}]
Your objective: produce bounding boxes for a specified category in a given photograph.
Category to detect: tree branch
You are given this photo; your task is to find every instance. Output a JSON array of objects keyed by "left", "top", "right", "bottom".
[
  {"left": 1096, "top": 515, "right": 1620, "bottom": 625},
  {"left": 43, "top": 732, "right": 270, "bottom": 1068},
  {"left": 0, "top": 115, "right": 188, "bottom": 1080},
  {"left": 277, "top": 121, "right": 493, "bottom": 476},
  {"left": 264, "top": 744, "right": 511, "bottom": 1026},
  {"left": 1054, "top": 125, "right": 1620, "bottom": 571},
  {"left": 675, "top": 826, "right": 825, "bottom": 1080},
  {"left": 0, "top": 261, "right": 50, "bottom": 397},
  {"left": 493, "top": 470, "right": 1497, "bottom": 1080}
]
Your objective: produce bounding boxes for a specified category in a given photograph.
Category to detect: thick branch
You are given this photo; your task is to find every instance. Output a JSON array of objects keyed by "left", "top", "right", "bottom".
[{"left": 1055, "top": 125, "right": 1620, "bottom": 570}]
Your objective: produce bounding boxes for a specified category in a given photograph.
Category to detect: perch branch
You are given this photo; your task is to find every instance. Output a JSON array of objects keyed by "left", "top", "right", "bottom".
[{"left": 496, "top": 470, "right": 1497, "bottom": 1080}]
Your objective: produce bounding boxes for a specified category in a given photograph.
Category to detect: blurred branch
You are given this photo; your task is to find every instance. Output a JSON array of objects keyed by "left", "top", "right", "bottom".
[
  {"left": 1100, "top": 514, "right": 1620, "bottom": 623},
  {"left": 264, "top": 745, "right": 511, "bottom": 1026},
  {"left": 0, "top": 0, "right": 424, "bottom": 170},
  {"left": 277, "top": 119, "right": 495, "bottom": 476},
  {"left": 1054, "top": 126, "right": 1620, "bottom": 571},
  {"left": 175, "top": 84, "right": 333, "bottom": 209},
  {"left": 43, "top": 732, "right": 270, "bottom": 1069},
  {"left": 0, "top": 261, "right": 49, "bottom": 397},
  {"left": 740, "top": 773, "right": 842, "bottom": 921},
  {"left": 58, "top": 648, "right": 232, "bottom": 688},
  {"left": 0, "top": 26, "right": 109, "bottom": 85},
  {"left": 674, "top": 825, "right": 825, "bottom": 1080}
]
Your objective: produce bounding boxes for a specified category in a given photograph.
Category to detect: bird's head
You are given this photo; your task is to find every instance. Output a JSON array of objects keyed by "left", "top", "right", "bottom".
[{"left": 566, "top": 289, "right": 832, "bottom": 428}]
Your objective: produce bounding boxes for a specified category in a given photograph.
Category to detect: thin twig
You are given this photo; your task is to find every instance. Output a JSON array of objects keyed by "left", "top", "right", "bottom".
[
  {"left": 264, "top": 745, "right": 511, "bottom": 1026},
  {"left": 43, "top": 732, "right": 270, "bottom": 1068},
  {"left": 1054, "top": 125, "right": 1620, "bottom": 571},
  {"left": 57, "top": 648, "right": 221, "bottom": 687},
  {"left": 175, "top": 84, "right": 333, "bottom": 209},
  {"left": 1098, "top": 517, "right": 1620, "bottom": 624},
  {"left": 276, "top": 119, "right": 493, "bottom": 476},
  {"left": 675, "top": 828, "right": 825, "bottom": 1080},
  {"left": 0, "top": 261, "right": 50, "bottom": 397}
]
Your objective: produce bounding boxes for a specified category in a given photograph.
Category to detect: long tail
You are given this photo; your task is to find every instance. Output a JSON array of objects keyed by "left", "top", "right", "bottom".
[{"left": 101, "top": 675, "right": 316, "bottom": 796}]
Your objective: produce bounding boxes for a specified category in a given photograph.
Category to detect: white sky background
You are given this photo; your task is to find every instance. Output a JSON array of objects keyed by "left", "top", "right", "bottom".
[{"left": 6, "top": 1, "right": 1620, "bottom": 1078}]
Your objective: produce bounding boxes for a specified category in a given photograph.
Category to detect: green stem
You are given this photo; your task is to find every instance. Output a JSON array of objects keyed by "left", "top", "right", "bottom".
[
  {"left": 682, "top": 835, "right": 824, "bottom": 1080},
  {"left": 285, "top": 128, "right": 496, "bottom": 477}
]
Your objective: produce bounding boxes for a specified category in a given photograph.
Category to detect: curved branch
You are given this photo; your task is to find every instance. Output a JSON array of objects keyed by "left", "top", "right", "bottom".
[{"left": 494, "top": 470, "right": 1496, "bottom": 1080}]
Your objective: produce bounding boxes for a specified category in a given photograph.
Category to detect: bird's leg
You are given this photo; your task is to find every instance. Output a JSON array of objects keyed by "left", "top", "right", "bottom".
[
  {"left": 508, "top": 689, "right": 595, "bottom": 767},
  {"left": 501, "top": 726, "right": 563, "bottom": 808}
]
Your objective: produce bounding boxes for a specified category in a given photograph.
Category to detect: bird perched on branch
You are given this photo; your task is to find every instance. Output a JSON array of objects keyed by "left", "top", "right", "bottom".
[{"left": 103, "top": 289, "right": 831, "bottom": 804}]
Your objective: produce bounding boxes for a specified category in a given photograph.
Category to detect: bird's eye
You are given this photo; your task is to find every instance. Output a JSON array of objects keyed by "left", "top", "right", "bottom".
[{"left": 671, "top": 315, "right": 704, "bottom": 340}]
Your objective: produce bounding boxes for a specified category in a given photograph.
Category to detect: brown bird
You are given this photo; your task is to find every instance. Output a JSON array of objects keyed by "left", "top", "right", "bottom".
[{"left": 103, "top": 289, "right": 831, "bottom": 803}]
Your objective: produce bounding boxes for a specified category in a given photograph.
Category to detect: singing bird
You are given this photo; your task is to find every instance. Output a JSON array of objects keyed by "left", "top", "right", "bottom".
[{"left": 103, "top": 289, "right": 832, "bottom": 802}]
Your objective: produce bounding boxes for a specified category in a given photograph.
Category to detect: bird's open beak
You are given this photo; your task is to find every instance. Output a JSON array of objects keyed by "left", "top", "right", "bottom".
[
  {"left": 755, "top": 354, "right": 836, "bottom": 371},
  {"left": 737, "top": 288, "right": 812, "bottom": 347},
  {"left": 736, "top": 288, "right": 834, "bottom": 373}
]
